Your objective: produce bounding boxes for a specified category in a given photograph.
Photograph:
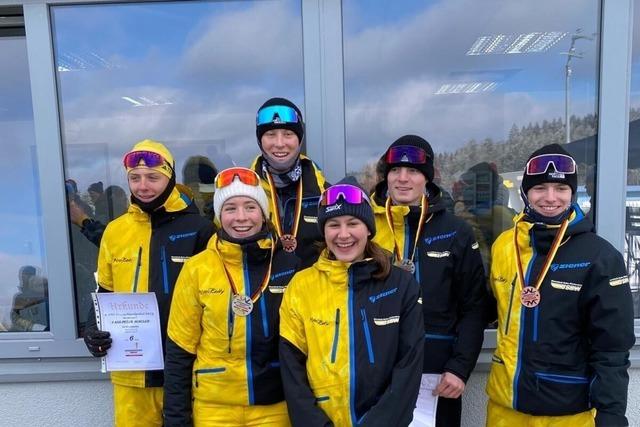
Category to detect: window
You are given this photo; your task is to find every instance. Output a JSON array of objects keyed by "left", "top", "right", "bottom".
[
  {"left": 342, "top": 0, "right": 600, "bottom": 273},
  {"left": 0, "top": 10, "right": 49, "bottom": 334},
  {"left": 51, "top": 0, "right": 304, "bottom": 336},
  {"left": 626, "top": 0, "right": 640, "bottom": 318}
]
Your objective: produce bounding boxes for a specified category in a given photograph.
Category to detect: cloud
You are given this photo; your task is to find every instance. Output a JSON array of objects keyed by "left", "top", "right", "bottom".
[
  {"left": 341, "top": 0, "right": 600, "bottom": 173},
  {"left": 179, "top": 1, "right": 302, "bottom": 85}
]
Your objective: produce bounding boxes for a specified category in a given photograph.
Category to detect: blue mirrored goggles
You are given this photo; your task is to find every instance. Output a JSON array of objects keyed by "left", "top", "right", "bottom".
[{"left": 256, "top": 105, "right": 300, "bottom": 126}]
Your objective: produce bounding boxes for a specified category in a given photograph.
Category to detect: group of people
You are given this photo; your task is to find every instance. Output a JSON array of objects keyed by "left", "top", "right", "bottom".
[{"left": 82, "top": 97, "right": 635, "bottom": 427}]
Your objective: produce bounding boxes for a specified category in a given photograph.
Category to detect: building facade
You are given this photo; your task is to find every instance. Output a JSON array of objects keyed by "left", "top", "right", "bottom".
[{"left": 0, "top": 0, "right": 638, "bottom": 425}]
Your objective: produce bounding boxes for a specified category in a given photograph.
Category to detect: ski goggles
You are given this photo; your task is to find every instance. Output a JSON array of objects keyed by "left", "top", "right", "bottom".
[
  {"left": 123, "top": 150, "right": 167, "bottom": 169},
  {"left": 215, "top": 167, "right": 260, "bottom": 189},
  {"left": 256, "top": 105, "right": 300, "bottom": 126},
  {"left": 525, "top": 154, "right": 576, "bottom": 175},
  {"left": 320, "top": 184, "right": 371, "bottom": 206},
  {"left": 385, "top": 145, "right": 430, "bottom": 164}
]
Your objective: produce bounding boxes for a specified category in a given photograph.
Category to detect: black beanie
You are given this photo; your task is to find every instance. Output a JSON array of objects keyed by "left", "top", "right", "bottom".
[
  {"left": 256, "top": 97, "right": 305, "bottom": 145},
  {"left": 382, "top": 135, "right": 435, "bottom": 182},
  {"left": 317, "top": 176, "right": 376, "bottom": 238},
  {"left": 88, "top": 181, "right": 104, "bottom": 193},
  {"left": 521, "top": 144, "right": 577, "bottom": 195}
]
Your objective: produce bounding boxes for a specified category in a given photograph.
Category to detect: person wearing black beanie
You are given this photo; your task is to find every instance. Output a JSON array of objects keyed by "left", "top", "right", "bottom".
[
  {"left": 279, "top": 178, "right": 424, "bottom": 426},
  {"left": 486, "top": 143, "right": 634, "bottom": 426},
  {"left": 519, "top": 143, "right": 577, "bottom": 225},
  {"left": 317, "top": 176, "right": 376, "bottom": 239},
  {"left": 250, "top": 97, "right": 329, "bottom": 268},
  {"left": 371, "top": 134, "right": 488, "bottom": 427}
]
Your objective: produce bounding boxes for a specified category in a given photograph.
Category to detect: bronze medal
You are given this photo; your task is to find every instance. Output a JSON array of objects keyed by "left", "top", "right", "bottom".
[
  {"left": 280, "top": 234, "right": 297, "bottom": 253},
  {"left": 520, "top": 286, "right": 541, "bottom": 308},
  {"left": 395, "top": 259, "right": 416, "bottom": 274},
  {"left": 231, "top": 294, "right": 253, "bottom": 316}
]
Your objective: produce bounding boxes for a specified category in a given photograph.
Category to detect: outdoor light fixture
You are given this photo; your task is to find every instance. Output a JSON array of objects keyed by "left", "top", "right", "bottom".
[
  {"left": 121, "top": 96, "right": 173, "bottom": 107},
  {"left": 467, "top": 32, "right": 566, "bottom": 55},
  {"left": 57, "top": 51, "right": 121, "bottom": 72},
  {"left": 435, "top": 82, "right": 498, "bottom": 94}
]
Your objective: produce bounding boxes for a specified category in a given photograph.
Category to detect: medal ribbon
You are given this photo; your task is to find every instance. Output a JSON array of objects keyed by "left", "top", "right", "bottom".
[
  {"left": 385, "top": 195, "right": 430, "bottom": 263},
  {"left": 513, "top": 218, "right": 569, "bottom": 294},
  {"left": 218, "top": 237, "right": 276, "bottom": 304},
  {"left": 265, "top": 172, "right": 303, "bottom": 239}
]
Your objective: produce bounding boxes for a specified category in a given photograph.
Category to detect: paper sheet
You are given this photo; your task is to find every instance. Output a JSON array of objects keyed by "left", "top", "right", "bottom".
[
  {"left": 409, "top": 373, "right": 441, "bottom": 427},
  {"left": 92, "top": 292, "right": 164, "bottom": 372}
]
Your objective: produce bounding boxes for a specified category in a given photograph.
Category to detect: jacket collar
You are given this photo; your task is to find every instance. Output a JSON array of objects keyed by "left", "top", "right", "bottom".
[{"left": 315, "top": 248, "right": 379, "bottom": 290}]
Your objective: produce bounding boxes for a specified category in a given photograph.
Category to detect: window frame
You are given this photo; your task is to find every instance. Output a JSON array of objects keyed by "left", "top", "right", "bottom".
[{"left": 0, "top": 0, "right": 637, "bottom": 383}]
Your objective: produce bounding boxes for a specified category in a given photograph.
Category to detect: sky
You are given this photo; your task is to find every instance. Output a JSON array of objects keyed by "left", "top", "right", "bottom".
[{"left": 1, "top": 0, "right": 639, "bottom": 322}]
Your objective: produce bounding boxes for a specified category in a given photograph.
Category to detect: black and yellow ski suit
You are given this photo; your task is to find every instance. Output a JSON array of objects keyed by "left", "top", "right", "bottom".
[
  {"left": 487, "top": 206, "right": 635, "bottom": 426},
  {"left": 371, "top": 181, "right": 488, "bottom": 426},
  {"left": 279, "top": 249, "right": 424, "bottom": 426},
  {"left": 251, "top": 154, "right": 329, "bottom": 268},
  {"left": 164, "top": 231, "right": 300, "bottom": 426},
  {"left": 96, "top": 187, "right": 214, "bottom": 426}
]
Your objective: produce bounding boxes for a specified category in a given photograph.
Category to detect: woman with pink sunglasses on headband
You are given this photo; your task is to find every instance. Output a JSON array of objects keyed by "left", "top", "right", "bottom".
[{"left": 279, "top": 177, "right": 424, "bottom": 426}]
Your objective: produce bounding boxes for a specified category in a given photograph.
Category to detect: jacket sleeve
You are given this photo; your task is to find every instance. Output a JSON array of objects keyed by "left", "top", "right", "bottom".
[
  {"left": 163, "top": 337, "right": 196, "bottom": 427},
  {"left": 279, "top": 338, "right": 334, "bottom": 427},
  {"left": 581, "top": 248, "right": 635, "bottom": 427},
  {"left": 195, "top": 222, "right": 215, "bottom": 253},
  {"left": 279, "top": 280, "right": 333, "bottom": 427},
  {"left": 96, "top": 228, "right": 114, "bottom": 291},
  {"left": 360, "top": 273, "right": 424, "bottom": 427},
  {"left": 444, "top": 225, "right": 488, "bottom": 382},
  {"left": 164, "top": 261, "right": 203, "bottom": 425},
  {"left": 84, "top": 285, "right": 111, "bottom": 333},
  {"left": 80, "top": 219, "right": 106, "bottom": 247}
]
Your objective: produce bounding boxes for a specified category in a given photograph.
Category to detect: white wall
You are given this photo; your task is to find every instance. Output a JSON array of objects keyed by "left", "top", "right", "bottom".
[{"left": 0, "top": 369, "right": 638, "bottom": 426}]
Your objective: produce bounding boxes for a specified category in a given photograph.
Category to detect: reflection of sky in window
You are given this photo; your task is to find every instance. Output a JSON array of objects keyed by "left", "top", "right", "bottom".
[
  {"left": 0, "top": 37, "right": 45, "bottom": 310},
  {"left": 52, "top": 0, "right": 304, "bottom": 192},
  {"left": 630, "top": 1, "right": 640, "bottom": 108},
  {"left": 343, "top": 0, "right": 600, "bottom": 172}
]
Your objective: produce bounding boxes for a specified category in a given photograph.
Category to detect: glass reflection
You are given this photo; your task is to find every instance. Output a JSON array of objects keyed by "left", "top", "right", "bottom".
[
  {"left": 343, "top": 0, "right": 600, "bottom": 272},
  {"left": 626, "top": 0, "right": 640, "bottom": 317},
  {"left": 51, "top": 0, "right": 304, "bottom": 335},
  {"left": 0, "top": 37, "right": 49, "bottom": 332}
]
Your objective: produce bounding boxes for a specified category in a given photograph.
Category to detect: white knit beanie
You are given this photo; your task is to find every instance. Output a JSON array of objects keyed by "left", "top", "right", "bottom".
[{"left": 214, "top": 178, "right": 270, "bottom": 223}]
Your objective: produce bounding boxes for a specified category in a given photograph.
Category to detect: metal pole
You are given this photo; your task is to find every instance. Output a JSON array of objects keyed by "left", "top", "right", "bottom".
[{"left": 566, "top": 61, "right": 571, "bottom": 144}]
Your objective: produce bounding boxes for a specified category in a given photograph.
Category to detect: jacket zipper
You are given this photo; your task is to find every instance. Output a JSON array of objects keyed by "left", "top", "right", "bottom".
[
  {"left": 194, "top": 367, "right": 226, "bottom": 387},
  {"left": 161, "top": 245, "right": 169, "bottom": 294},
  {"left": 504, "top": 275, "right": 517, "bottom": 335},
  {"left": 360, "top": 308, "right": 375, "bottom": 364},
  {"left": 330, "top": 308, "right": 340, "bottom": 363},
  {"left": 534, "top": 372, "right": 589, "bottom": 387},
  {"left": 227, "top": 294, "right": 234, "bottom": 354},
  {"left": 243, "top": 251, "right": 255, "bottom": 406},
  {"left": 347, "top": 269, "right": 357, "bottom": 426},
  {"left": 260, "top": 295, "right": 269, "bottom": 338},
  {"left": 132, "top": 246, "right": 142, "bottom": 292}
]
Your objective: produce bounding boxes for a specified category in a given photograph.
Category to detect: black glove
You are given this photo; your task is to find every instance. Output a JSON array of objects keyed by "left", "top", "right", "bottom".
[{"left": 84, "top": 327, "right": 112, "bottom": 357}]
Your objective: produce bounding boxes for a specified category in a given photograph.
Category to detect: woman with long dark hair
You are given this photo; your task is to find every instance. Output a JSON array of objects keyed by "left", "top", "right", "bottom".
[{"left": 279, "top": 178, "right": 424, "bottom": 426}]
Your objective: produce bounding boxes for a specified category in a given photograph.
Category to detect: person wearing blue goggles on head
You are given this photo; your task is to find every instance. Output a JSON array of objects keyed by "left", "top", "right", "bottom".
[{"left": 250, "top": 97, "right": 330, "bottom": 268}]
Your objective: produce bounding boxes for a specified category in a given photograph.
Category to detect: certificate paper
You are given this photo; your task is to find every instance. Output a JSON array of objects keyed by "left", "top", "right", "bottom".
[
  {"left": 409, "top": 373, "right": 441, "bottom": 427},
  {"left": 91, "top": 292, "right": 164, "bottom": 372}
]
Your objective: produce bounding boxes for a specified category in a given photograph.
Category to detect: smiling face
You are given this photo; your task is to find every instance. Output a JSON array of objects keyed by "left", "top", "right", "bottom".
[
  {"left": 324, "top": 215, "right": 370, "bottom": 263},
  {"left": 127, "top": 168, "right": 170, "bottom": 203},
  {"left": 526, "top": 182, "right": 572, "bottom": 218},
  {"left": 220, "top": 196, "right": 265, "bottom": 239},
  {"left": 387, "top": 166, "right": 427, "bottom": 206},
  {"left": 260, "top": 128, "right": 300, "bottom": 168}
]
